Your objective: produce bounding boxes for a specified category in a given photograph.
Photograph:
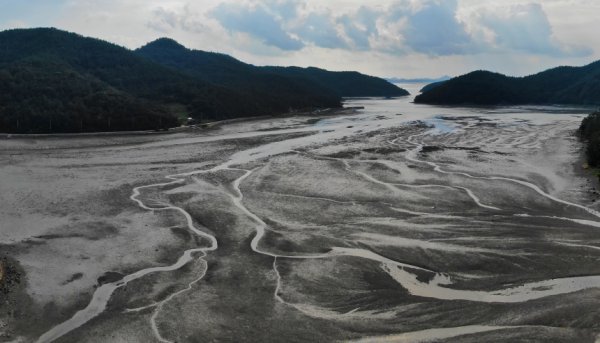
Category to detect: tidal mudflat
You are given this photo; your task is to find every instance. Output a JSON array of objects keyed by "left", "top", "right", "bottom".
[{"left": 1, "top": 93, "right": 600, "bottom": 342}]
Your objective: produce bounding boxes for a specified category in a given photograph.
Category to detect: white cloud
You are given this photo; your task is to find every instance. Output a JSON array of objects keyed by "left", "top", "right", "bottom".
[
  {"left": 211, "top": 1, "right": 304, "bottom": 50},
  {"left": 202, "top": 0, "right": 591, "bottom": 58},
  {"left": 462, "top": 2, "right": 591, "bottom": 57}
]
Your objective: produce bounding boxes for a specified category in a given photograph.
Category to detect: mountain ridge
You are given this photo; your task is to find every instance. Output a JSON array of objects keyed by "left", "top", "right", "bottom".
[
  {"left": 136, "top": 38, "right": 408, "bottom": 99},
  {"left": 415, "top": 61, "right": 600, "bottom": 105},
  {"left": 0, "top": 28, "right": 406, "bottom": 134}
]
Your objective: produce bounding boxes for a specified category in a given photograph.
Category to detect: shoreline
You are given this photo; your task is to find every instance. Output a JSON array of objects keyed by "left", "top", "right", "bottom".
[
  {"left": 3, "top": 101, "right": 600, "bottom": 342},
  {"left": 577, "top": 142, "right": 600, "bottom": 193},
  {"left": 0, "top": 107, "right": 362, "bottom": 140}
]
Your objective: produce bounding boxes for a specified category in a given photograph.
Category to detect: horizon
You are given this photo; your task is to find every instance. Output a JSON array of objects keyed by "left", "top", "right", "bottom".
[{"left": 1, "top": 0, "right": 598, "bottom": 79}]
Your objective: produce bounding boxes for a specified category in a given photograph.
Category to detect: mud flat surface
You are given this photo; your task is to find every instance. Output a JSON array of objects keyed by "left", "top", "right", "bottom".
[{"left": 1, "top": 92, "right": 600, "bottom": 342}]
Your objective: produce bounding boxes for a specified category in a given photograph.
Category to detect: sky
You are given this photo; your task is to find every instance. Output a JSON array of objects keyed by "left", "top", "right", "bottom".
[{"left": 0, "top": 0, "right": 598, "bottom": 78}]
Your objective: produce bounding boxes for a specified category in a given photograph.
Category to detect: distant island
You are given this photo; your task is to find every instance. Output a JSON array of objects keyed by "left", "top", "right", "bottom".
[
  {"left": 386, "top": 76, "right": 451, "bottom": 84},
  {"left": 419, "top": 81, "right": 448, "bottom": 93},
  {"left": 415, "top": 62, "right": 600, "bottom": 105},
  {"left": 0, "top": 28, "right": 407, "bottom": 134}
]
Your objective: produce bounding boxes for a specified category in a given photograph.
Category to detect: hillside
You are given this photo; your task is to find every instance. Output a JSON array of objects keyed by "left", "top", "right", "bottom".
[
  {"left": 135, "top": 39, "right": 341, "bottom": 113},
  {"left": 0, "top": 28, "right": 407, "bottom": 134},
  {"left": 262, "top": 66, "right": 409, "bottom": 97},
  {"left": 415, "top": 61, "right": 600, "bottom": 105},
  {"left": 0, "top": 58, "right": 177, "bottom": 133},
  {"left": 136, "top": 38, "right": 408, "bottom": 99},
  {"left": 579, "top": 112, "right": 600, "bottom": 167},
  {"left": 420, "top": 80, "right": 448, "bottom": 93},
  {"left": 0, "top": 28, "right": 273, "bottom": 133}
]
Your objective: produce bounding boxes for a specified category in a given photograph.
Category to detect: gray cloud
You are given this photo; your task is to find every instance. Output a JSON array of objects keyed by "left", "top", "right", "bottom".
[
  {"left": 472, "top": 3, "right": 592, "bottom": 57},
  {"left": 401, "top": 0, "right": 473, "bottom": 55},
  {"left": 204, "top": 0, "right": 477, "bottom": 55},
  {"left": 335, "top": 0, "right": 476, "bottom": 55},
  {"left": 267, "top": 0, "right": 299, "bottom": 21},
  {"left": 293, "top": 12, "right": 348, "bottom": 49},
  {"left": 147, "top": 5, "right": 207, "bottom": 34},
  {"left": 147, "top": 7, "right": 179, "bottom": 32},
  {"left": 338, "top": 6, "right": 378, "bottom": 50},
  {"left": 147, "top": 0, "right": 592, "bottom": 59},
  {"left": 211, "top": 1, "right": 304, "bottom": 51}
]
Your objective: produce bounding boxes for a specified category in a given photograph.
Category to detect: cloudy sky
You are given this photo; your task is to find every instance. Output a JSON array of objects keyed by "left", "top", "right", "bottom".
[{"left": 0, "top": 0, "right": 598, "bottom": 78}]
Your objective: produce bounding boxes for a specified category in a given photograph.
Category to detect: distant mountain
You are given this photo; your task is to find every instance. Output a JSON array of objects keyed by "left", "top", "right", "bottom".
[
  {"left": 137, "top": 38, "right": 408, "bottom": 98},
  {"left": 419, "top": 80, "right": 448, "bottom": 93},
  {"left": 0, "top": 28, "right": 280, "bottom": 133},
  {"left": 0, "top": 29, "right": 403, "bottom": 134},
  {"left": 386, "top": 76, "right": 451, "bottom": 84},
  {"left": 261, "top": 66, "right": 409, "bottom": 97},
  {"left": 0, "top": 28, "right": 185, "bottom": 133},
  {"left": 135, "top": 38, "right": 341, "bottom": 113},
  {"left": 0, "top": 58, "right": 174, "bottom": 133},
  {"left": 415, "top": 62, "right": 600, "bottom": 105}
]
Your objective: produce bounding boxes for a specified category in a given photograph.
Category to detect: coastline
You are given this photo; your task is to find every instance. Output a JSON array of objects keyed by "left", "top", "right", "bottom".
[
  {"left": 3, "top": 99, "right": 600, "bottom": 342},
  {"left": 0, "top": 106, "right": 364, "bottom": 140},
  {"left": 577, "top": 140, "right": 600, "bottom": 193}
]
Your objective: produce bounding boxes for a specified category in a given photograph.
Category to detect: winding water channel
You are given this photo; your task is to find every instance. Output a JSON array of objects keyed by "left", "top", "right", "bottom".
[{"left": 35, "top": 88, "right": 600, "bottom": 342}]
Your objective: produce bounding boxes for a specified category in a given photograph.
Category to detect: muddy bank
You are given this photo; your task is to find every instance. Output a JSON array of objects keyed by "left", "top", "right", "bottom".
[{"left": 4, "top": 96, "right": 600, "bottom": 342}]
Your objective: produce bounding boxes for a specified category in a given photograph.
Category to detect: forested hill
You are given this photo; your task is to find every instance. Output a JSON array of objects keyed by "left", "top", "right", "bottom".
[
  {"left": 134, "top": 38, "right": 343, "bottom": 113},
  {"left": 579, "top": 112, "right": 600, "bottom": 166},
  {"left": 136, "top": 38, "right": 408, "bottom": 98},
  {"left": 0, "top": 28, "right": 403, "bottom": 134},
  {"left": 0, "top": 28, "right": 340, "bottom": 133},
  {"left": 260, "top": 66, "right": 409, "bottom": 97},
  {"left": 415, "top": 61, "right": 600, "bottom": 105}
]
